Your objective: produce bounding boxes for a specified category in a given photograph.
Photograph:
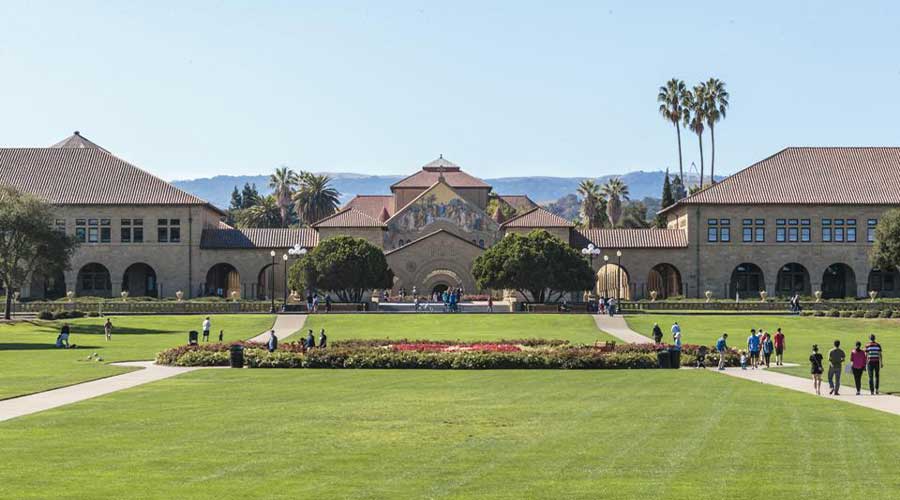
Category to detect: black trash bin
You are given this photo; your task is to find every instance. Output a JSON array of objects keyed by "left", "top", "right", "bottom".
[
  {"left": 229, "top": 345, "right": 244, "bottom": 368},
  {"left": 657, "top": 349, "right": 671, "bottom": 369},
  {"left": 669, "top": 348, "right": 681, "bottom": 369},
  {"left": 188, "top": 330, "right": 199, "bottom": 345}
]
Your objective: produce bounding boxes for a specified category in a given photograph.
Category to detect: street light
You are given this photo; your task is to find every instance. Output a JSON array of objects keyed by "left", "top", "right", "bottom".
[
  {"left": 602, "top": 255, "right": 609, "bottom": 297},
  {"left": 269, "top": 250, "right": 276, "bottom": 313},
  {"left": 616, "top": 250, "right": 623, "bottom": 301},
  {"left": 287, "top": 245, "right": 308, "bottom": 307},
  {"left": 581, "top": 243, "right": 601, "bottom": 267},
  {"left": 282, "top": 254, "right": 289, "bottom": 308}
]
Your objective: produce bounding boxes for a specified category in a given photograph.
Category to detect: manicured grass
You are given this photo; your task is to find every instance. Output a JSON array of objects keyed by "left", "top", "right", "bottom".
[
  {"left": 626, "top": 314, "right": 900, "bottom": 392},
  {"left": 3, "top": 369, "right": 900, "bottom": 499},
  {"left": 0, "top": 314, "right": 274, "bottom": 399},
  {"left": 296, "top": 314, "right": 619, "bottom": 344}
]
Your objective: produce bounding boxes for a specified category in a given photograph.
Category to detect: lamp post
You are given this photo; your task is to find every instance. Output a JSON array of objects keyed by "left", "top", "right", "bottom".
[
  {"left": 581, "top": 243, "right": 601, "bottom": 267},
  {"left": 282, "top": 254, "right": 289, "bottom": 308},
  {"left": 602, "top": 255, "right": 609, "bottom": 297},
  {"left": 616, "top": 250, "right": 623, "bottom": 301},
  {"left": 269, "top": 250, "right": 276, "bottom": 313},
  {"left": 288, "top": 245, "right": 308, "bottom": 306}
]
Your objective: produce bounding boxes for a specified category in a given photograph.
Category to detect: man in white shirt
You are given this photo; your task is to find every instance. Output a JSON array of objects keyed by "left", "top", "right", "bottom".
[
  {"left": 202, "top": 317, "right": 211, "bottom": 342},
  {"left": 671, "top": 322, "right": 681, "bottom": 343}
]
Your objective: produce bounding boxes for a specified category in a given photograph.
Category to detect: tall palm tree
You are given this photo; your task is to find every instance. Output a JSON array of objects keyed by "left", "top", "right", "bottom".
[
  {"left": 702, "top": 78, "right": 729, "bottom": 184},
  {"left": 234, "top": 195, "right": 281, "bottom": 228},
  {"left": 601, "top": 177, "right": 630, "bottom": 227},
  {"left": 294, "top": 172, "right": 341, "bottom": 225},
  {"left": 577, "top": 179, "right": 604, "bottom": 229},
  {"left": 658, "top": 78, "right": 689, "bottom": 181},
  {"left": 683, "top": 85, "right": 707, "bottom": 187},
  {"left": 269, "top": 167, "right": 299, "bottom": 227}
]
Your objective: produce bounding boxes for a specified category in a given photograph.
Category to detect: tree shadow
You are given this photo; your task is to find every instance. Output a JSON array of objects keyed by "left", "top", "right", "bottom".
[{"left": 0, "top": 343, "right": 103, "bottom": 351}]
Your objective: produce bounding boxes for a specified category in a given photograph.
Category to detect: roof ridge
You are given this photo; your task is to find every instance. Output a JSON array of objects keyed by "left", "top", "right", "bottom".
[{"left": 384, "top": 229, "right": 483, "bottom": 255}]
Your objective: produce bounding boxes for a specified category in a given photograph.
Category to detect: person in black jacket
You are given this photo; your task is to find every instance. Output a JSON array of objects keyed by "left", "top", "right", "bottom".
[
  {"left": 305, "top": 329, "right": 316, "bottom": 349},
  {"left": 319, "top": 329, "right": 327, "bottom": 348},
  {"left": 652, "top": 323, "right": 663, "bottom": 344}
]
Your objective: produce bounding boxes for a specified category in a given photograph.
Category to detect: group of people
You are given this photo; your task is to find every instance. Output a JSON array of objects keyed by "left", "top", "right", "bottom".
[
  {"left": 54, "top": 318, "right": 116, "bottom": 348},
  {"left": 739, "top": 328, "right": 786, "bottom": 369},
  {"left": 809, "top": 336, "right": 883, "bottom": 396},
  {"left": 651, "top": 321, "right": 683, "bottom": 349},
  {"left": 200, "top": 317, "right": 225, "bottom": 342},
  {"left": 788, "top": 294, "right": 803, "bottom": 314},
  {"left": 594, "top": 297, "right": 618, "bottom": 316},
  {"left": 266, "top": 328, "right": 327, "bottom": 352},
  {"left": 305, "top": 293, "right": 332, "bottom": 313}
]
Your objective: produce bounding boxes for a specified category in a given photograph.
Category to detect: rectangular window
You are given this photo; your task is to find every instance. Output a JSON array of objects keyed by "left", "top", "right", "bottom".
[
  {"left": 868, "top": 219, "right": 878, "bottom": 243},
  {"left": 801, "top": 219, "right": 811, "bottom": 226},
  {"left": 788, "top": 227, "right": 799, "bottom": 242},
  {"left": 847, "top": 227, "right": 856, "bottom": 242},
  {"left": 755, "top": 219, "right": 765, "bottom": 225},
  {"left": 720, "top": 218, "right": 730, "bottom": 225},
  {"left": 707, "top": 219, "right": 718, "bottom": 226},
  {"left": 835, "top": 218, "right": 844, "bottom": 225},
  {"left": 801, "top": 227, "right": 811, "bottom": 242},
  {"left": 776, "top": 219, "right": 786, "bottom": 225},
  {"left": 755, "top": 227, "right": 765, "bottom": 242},
  {"left": 121, "top": 219, "right": 131, "bottom": 243},
  {"left": 743, "top": 227, "right": 752, "bottom": 242},
  {"left": 720, "top": 227, "right": 730, "bottom": 242},
  {"left": 134, "top": 226, "right": 144, "bottom": 243},
  {"left": 742, "top": 219, "right": 752, "bottom": 226},
  {"left": 788, "top": 219, "right": 798, "bottom": 225},
  {"left": 54, "top": 219, "right": 66, "bottom": 233},
  {"left": 88, "top": 227, "right": 99, "bottom": 243},
  {"left": 835, "top": 227, "right": 844, "bottom": 242},
  {"left": 847, "top": 219, "right": 856, "bottom": 226},
  {"left": 158, "top": 227, "right": 168, "bottom": 243},
  {"left": 707, "top": 227, "right": 718, "bottom": 242},
  {"left": 776, "top": 227, "right": 786, "bottom": 242},
  {"left": 156, "top": 218, "right": 180, "bottom": 243},
  {"left": 822, "top": 227, "right": 832, "bottom": 242},
  {"left": 100, "top": 227, "right": 111, "bottom": 243},
  {"left": 169, "top": 226, "right": 181, "bottom": 243}
]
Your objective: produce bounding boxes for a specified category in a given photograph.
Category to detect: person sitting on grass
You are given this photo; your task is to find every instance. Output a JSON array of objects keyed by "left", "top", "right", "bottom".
[
  {"left": 810, "top": 344, "right": 824, "bottom": 396},
  {"left": 652, "top": 323, "right": 663, "bottom": 344},
  {"left": 715, "top": 333, "right": 728, "bottom": 371},
  {"left": 55, "top": 323, "right": 71, "bottom": 348}
]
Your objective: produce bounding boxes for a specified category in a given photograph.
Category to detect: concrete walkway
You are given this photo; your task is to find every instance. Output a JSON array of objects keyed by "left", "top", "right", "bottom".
[
  {"left": 593, "top": 315, "right": 900, "bottom": 417},
  {"left": 592, "top": 315, "right": 654, "bottom": 344},
  {"left": 0, "top": 314, "right": 305, "bottom": 423}
]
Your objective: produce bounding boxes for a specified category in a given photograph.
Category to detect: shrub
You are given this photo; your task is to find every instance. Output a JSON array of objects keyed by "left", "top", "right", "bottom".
[
  {"left": 839, "top": 310, "right": 854, "bottom": 318},
  {"left": 87, "top": 311, "right": 100, "bottom": 317},
  {"left": 879, "top": 309, "right": 893, "bottom": 318},
  {"left": 813, "top": 310, "right": 826, "bottom": 317},
  {"left": 828, "top": 309, "right": 841, "bottom": 317},
  {"left": 38, "top": 311, "right": 55, "bottom": 320},
  {"left": 865, "top": 309, "right": 881, "bottom": 319},
  {"left": 852, "top": 310, "right": 866, "bottom": 318},
  {"left": 176, "top": 350, "right": 229, "bottom": 367}
]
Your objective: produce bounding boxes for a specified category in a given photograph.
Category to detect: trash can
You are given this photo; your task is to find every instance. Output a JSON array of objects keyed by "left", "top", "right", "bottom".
[
  {"left": 669, "top": 348, "right": 681, "bottom": 369},
  {"left": 229, "top": 345, "right": 244, "bottom": 368},
  {"left": 657, "top": 349, "right": 671, "bottom": 369},
  {"left": 188, "top": 330, "right": 199, "bottom": 345}
]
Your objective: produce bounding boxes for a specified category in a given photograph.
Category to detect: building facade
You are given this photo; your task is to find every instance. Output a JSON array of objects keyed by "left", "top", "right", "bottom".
[{"left": 2, "top": 134, "right": 898, "bottom": 301}]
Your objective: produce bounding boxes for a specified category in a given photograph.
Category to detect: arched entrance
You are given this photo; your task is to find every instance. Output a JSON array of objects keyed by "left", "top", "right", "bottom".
[
  {"left": 822, "top": 263, "right": 857, "bottom": 299},
  {"left": 647, "top": 263, "right": 682, "bottom": 299},
  {"left": 421, "top": 269, "right": 464, "bottom": 295},
  {"left": 597, "top": 263, "right": 630, "bottom": 300},
  {"left": 432, "top": 283, "right": 449, "bottom": 295},
  {"left": 206, "top": 263, "right": 240, "bottom": 298},
  {"left": 122, "top": 263, "right": 158, "bottom": 298},
  {"left": 729, "top": 263, "right": 764, "bottom": 299},
  {"left": 77, "top": 263, "right": 112, "bottom": 297},
  {"left": 776, "top": 263, "right": 810, "bottom": 296},
  {"left": 257, "top": 264, "right": 274, "bottom": 300},
  {"left": 868, "top": 268, "right": 900, "bottom": 298}
]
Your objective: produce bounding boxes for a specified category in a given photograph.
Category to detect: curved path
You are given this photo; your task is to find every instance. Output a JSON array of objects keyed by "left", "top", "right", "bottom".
[
  {"left": 0, "top": 314, "right": 305, "bottom": 423},
  {"left": 592, "top": 315, "right": 653, "bottom": 344}
]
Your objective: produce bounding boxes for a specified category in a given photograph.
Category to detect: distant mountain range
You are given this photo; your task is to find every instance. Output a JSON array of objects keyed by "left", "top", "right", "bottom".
[{"left": 172, "top": 170, "right": 717, "bottom": 210}]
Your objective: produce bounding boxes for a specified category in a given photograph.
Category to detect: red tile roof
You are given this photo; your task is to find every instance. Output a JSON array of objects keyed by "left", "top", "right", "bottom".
[
  {"left": 311, "top": 208, "right": 386, "bottom": 228},
  {"left": 661, "top": 147, "right": 900, "bottom": 213},
  {"left": 391, "top": 157, "right": 491, "bottom": 189},
  {"left": 0, "top": 136, "right": 224, "bottom": 214},
  {"left": 51, "top": 131, "right": 109, "bottom": 152},
  {"left": 342, "top": 195, "right": 394, "bottom": 219},
  {"left": 500, "top": 207, "right": 574, "bottom": 228},
  {"left": 200, "top": 228, "right": 319, "bottom": 249},
  {"left": 575, "top": 228, "right": 688, "bottom": 249},
  {"left": 498, "top": 195, "right": 538, "bottom": 212}
]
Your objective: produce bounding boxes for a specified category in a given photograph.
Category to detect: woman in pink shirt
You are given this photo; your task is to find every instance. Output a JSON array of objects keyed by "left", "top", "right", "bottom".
[{"left": 850, "top": 341, "right": 868, "bottom": 396}]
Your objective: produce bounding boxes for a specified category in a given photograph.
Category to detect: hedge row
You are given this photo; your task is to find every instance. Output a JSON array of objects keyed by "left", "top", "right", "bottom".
[
  {"left": 800, "top": 309, "right": 899, "bottom": 319},
  {"left": 156, "top": 340, "right": 740, "bottom": 370},
  {"left": 37, "top": 310, "right": 100, "bottom": 320}
]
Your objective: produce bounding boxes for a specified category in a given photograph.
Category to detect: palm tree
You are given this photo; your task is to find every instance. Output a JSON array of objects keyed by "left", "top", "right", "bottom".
[
  {"left": 658, "top": 78, "right": 689, "bottom": 181},
  {"left": 294, "top": 172, "right": 341, "bottom": 225},
  {"left": 702, "top": 78, "right": 729, "bottom": 184},
  {"left": 234, "top": 195, "right": 281, "bottom": 228},
  {"left": 683, "top": 85, "right": 707, "bottom": 187},
  {"left": 577, "top": 179, "right": 604, "bottom": 229},
  {"left": 601, "top": 177, "right": 630, "bottom": 227},
  {"left": 269, "top": 167, "right": 299, "bottom": 227}
]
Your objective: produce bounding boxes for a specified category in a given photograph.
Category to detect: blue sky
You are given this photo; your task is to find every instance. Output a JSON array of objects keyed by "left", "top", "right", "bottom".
[{"left": 0, "top": 1, "right": 897, "bottom": 181}]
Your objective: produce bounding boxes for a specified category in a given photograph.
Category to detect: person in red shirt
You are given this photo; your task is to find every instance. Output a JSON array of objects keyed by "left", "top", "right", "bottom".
[
  {"left": 850, "top": 341, "right": 868, "bottom": 396},
  {"left": 773, "top": 328, "right": 786, "bottom": 366}
]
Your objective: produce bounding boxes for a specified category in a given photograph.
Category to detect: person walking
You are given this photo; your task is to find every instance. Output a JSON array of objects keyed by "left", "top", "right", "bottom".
[
  {"left": 306, "top": 329, "right": 316, "bottom": 350},
  {"left": 747, "top": 329, "right": 761, "bottom": 369},
  {"left": 267, "top": 330, "right": 278, "bottom": 352},
  {"left": 773, "top": 328, "right": 786, "bottom": 366},
  {"left": 325, "top": 295, "right": 332, "bottom": 313},
  {"left": 671, "top": 323, "right": 682, "bottom": 350},
  {"left": 319, "top": 328, "right": 327, "bottom": 348},
  {"left": 850, "top": 341, "right": 868, "bottom": 396},
  {"left": 715, "top": 333, "right": 729, "bottom": 370},
  {"left": 810, "top": 344, "right": 824, "bottom": 395},
  {"left": 202, "top": 316, "right": 211, "bottom": 342},
  {"left": 762, "top": 332, "right": 774, "bottom": 368},
  {"left": 103, "top": 318, "right": 113, "bottom": 341},
  {"left": 306, "top": 292, "right": 314, "bottom": 312},
  {"left": 652, "top": 323, "right": 663, "bottom": 344},
  {"left": 218, "top": 329, "right": 224, "bottom": 342},
  {"left": 487, "top": 296, "right": 493, "bottom": 313},
  {"left": 865, "top": 334, "right": 883, "bottom": 395},
  {"left": 827, "top": 340, "right": 846, "bottom": 396}
]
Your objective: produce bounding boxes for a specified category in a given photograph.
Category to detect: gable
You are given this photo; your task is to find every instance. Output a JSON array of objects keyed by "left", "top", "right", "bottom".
[{"left": 386, "top": 181, "right": 500, "bottom": 236}]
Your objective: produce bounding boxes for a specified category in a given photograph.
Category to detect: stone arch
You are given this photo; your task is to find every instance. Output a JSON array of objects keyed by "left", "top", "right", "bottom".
[
  {"left": 29, "top": 269, "right": 67, "bottom": 300},
  {"left": 122, "top": 263, "right": 158, "bottom": 298},
  {"left": 867, "top": 268, "right": 900, "bottom": 298},
  {"left": 647, "top": 263, "right": 682, "bottom": 299},
  {"left": 76, "top": 263, "right": 112, "bottom": 297},
  {"left": 421, "top": 269, "right": 464, "bottom": 295},
  {"left": 729, "top": 263, "right": 765, "bottom": 299},
  {"left": 256, "top": 263, "right": 275, "bottom": 300},
  {"left": 206, "top": 263, "right": 240, "bottom": 298},
  {"left": 411, "top": 259, "right": 477, "bottom": 294},
  {"left": 597, "top": 263, "right": 630, "bottom": 300},
  {"left": 822, "top": 263, "right": 857, "bottom": 299},
  {"left": 776, "top": 263, "right": 811, "bottom": 296}
]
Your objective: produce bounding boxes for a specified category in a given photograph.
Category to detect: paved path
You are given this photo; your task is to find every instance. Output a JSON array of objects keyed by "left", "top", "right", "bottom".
[
  {"left": 0, "top": 315, "right": 304, "bottom": 423},
  {"left": 592, "top": 315, "right": 654, "bottom": 344},
  {"left": 246, "top": 314, "right": 306, "bottom": 343}
]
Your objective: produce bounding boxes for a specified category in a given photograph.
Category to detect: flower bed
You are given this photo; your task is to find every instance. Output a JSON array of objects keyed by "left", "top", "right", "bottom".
[{"left": 156, "top": 339, "right": 740, "bottom": 369}]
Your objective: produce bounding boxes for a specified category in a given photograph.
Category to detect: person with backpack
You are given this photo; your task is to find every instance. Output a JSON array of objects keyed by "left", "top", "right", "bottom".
[{"left": 652, "top": 323, "right": 663, "bottom": 344}]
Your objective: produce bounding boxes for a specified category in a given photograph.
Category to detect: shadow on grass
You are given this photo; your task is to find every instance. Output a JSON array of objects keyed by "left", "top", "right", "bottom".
[{"left": 0, "top": 343, "right": 103, "bottom": 351}]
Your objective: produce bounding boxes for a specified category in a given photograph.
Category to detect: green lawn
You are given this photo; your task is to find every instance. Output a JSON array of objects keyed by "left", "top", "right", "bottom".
[
  {"left": 0, "top": 314, "right": 274, "bottom": 400},
  {"left": 626, "top": 314, "right": 899, "bottom": 392},
  {"left": 296, "top": 314, "right": 619, "bottom": 344},
  {"left": 4, "top": 369, "right": 900, "bottom": 499}
]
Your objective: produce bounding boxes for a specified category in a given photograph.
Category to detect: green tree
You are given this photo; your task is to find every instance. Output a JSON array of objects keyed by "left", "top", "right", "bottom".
[
  {"left": 658, "top": 78, "right": 689, "bottom": 181},
  {"left": 577, "top": 179, "right": 606, "bottom": 229},
  {"left": 622, "top": 201, "right": 651, "bottom": 229},
  {"left": 0, "top": 187, "right": 78, "bottom": 319},
  {"left": 240, "top": 183, "right": 261, "bottom": 209},
  {"left": 486, "top": 193, "right": 517, "bottom": 223},
  {"left": 229, "top": 186, "right": 242, "bottom": 211},
  {"left": 683, "top": 84, "right": 708, "bottom": 188},
  {"left": 288, "top": 236, "right": 393, "bottom": 302},
  {"left": 601, "top": 177, "right": 630, "bottom": 227},
  {"left": 294, "top": 172, "right": 341, "bottom": 226},
  {"left": 871, "top": 209, "right": 900, "bottom": 272},
  {"left": 656, "top": 169, "right": 676, "bottom": 228},
  {"left": 269, "top": 167, "right": 299, "bottom": 227},
  {"left": 702, "top": 78, "right": 729, "bottom": 184},
  {"left": 472, "top": 230, "right": 594, "bottom": 303},
  {"left": 234, "top": 195, "right": 282, "bottom": 228}
]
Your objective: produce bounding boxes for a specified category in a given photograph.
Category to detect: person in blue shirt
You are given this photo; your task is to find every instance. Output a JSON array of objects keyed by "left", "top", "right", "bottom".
[
  {"left": 267, "top": 331, "right": 278, "bottom": 352},
  {"left": 747, "top": 329, "right": 761, "bottom": 369},
  {"left": 715, "top": 333, "right": 729, "bottom": 370}
]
